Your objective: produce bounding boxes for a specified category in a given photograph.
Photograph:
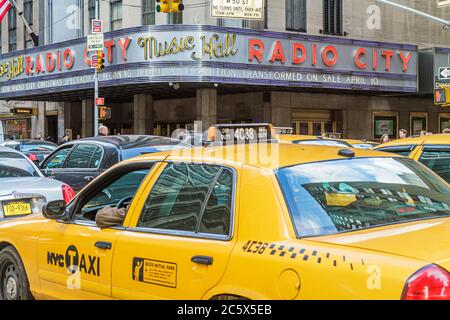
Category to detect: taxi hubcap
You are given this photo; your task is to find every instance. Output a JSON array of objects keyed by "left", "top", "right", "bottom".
[{"left": 2, "top": 263, "right": 19, "bottom": 300}]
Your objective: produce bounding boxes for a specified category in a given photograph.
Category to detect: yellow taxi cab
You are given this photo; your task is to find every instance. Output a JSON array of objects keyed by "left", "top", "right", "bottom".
[
  {"left": 344, "top": 139, "right": 379, "bottom": 150},
  {"left": 374, "top": 134, "right": 450, "bottom": 183},
  {"left": 275, "top": 132, "right": 353, "bottom": 148},
  {"left": 0, "top": 124, "right": 449, "bottom": 300}
]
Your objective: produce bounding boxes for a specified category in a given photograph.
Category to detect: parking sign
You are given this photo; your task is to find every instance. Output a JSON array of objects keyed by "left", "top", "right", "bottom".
[
  {"left": 87, "top": 34, "right": 104, "bottom": 51},
  {"left": 91, "top": 20, "right": 103, "bottom": 34}
]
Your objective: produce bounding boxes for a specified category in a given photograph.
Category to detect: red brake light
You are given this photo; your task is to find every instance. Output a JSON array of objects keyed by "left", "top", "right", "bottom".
[
  {"left": 402, "top": 264, "right": 450, "bottom": 300},
  {"left": 28, "top": 153, "right": 38, "bottom": 161},
  {"left": 61, "top": 184, "right": 76, "bottom": 204}
]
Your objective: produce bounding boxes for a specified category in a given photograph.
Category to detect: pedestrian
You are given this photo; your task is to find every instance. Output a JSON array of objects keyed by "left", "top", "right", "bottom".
[
  {"left": 419, "top": 130, "right": 427, "bottom": 137},
  {"left": 443, "top": 128, "right": 450, "bottom": 134},
  {"left": 76, "top": 134, "right": 81, "bottom": 140},
  {"left": 98, "top": 125, "right": 109, "bottom": 136},
  {"left": 399, "top": 129, "right": 408, "bottom": 139},
  {"left": 59, "top": 134, "right": 70, "bottom": 145},
  {"left": 380, "top": 134, "right": 390, "bottom": 144}
]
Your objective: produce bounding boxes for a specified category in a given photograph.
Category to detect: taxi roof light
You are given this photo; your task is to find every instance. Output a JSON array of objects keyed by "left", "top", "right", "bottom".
[
  {"left": 338, "top": 149, "right": 355, "bottom": 157},
  {"left": 206, "top": 123, "right": 275, "bottom": 145}
]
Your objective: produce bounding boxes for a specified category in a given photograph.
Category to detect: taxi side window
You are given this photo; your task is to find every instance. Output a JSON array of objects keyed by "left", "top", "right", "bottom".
[
  {"left": 419, "top": 147, "right": 450, "bottom": 183},
  {"left": 377, "top": 145, "right": 415, "bottom": 157},
  {"left": 43, "top": 146, "right": 72, "bottom": 169},
  {"left": 138, "top": 163, "right": 234, "bottom": 237},
  {"left": 75, "top": 168, "right": 151, "bottom": 222},
  {"left": 66, "top": 144, "right": 103, "bottom": 169}
]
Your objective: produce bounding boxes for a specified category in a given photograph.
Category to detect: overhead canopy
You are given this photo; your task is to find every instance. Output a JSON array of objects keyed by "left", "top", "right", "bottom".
[{"left": 0, "top": 25, "right": 418, "bottom": 101}]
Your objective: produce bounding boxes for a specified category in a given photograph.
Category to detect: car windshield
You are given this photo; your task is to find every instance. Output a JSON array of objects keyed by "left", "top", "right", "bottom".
[
  {"left": 276, "top": 157, "right": 450, "bottom": 238},
  {"left": 293, "top": 140, "right": 351, "bottom": 147},
  {"left": 0, "top": 152, "right": 40, "bottom": 178},
  {"left": 21, "top": 142, "right": 56, "bottom": 152}
]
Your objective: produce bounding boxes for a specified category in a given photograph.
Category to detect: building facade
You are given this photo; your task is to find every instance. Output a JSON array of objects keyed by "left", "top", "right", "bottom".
[{"left": 0, "top": 0, "right": 450, "bottom": 141}]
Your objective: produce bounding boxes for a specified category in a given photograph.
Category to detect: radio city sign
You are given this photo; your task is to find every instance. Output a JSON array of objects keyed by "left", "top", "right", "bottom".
[{"left": 0, "top": 25, "right": 417, "bottom": 98}]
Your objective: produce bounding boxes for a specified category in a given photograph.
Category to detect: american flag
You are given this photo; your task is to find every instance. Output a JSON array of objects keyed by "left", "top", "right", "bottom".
[{"left": 0, "top": 0, "right": 12, "bottom": 23}]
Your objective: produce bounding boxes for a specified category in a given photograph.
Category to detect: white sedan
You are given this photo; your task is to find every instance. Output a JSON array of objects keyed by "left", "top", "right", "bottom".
[{"left": 0, "top": 147, "right": 75, "bottom": 220}]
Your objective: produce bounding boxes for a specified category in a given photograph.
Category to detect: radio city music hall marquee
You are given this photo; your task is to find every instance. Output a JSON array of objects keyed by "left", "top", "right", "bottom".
[{"left": 0, "top": 25, "right": 418, "bottom": 98}]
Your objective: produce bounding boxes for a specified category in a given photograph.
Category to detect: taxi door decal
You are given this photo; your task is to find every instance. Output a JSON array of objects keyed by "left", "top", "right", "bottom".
[{"left": 131, "top": 257, "right": 178, "bottom": 288}]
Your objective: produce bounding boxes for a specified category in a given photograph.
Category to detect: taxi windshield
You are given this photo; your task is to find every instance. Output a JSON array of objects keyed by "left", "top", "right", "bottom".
[{"left": 276, "top": 157, "right": 450, "bottom": 238}]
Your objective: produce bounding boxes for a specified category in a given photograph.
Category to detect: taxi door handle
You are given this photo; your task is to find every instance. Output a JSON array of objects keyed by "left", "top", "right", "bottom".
[
  {"left": 95, "top": 241, "right": 112, "bottom": 250},
  {"left": 191, "top": 255, "right": 213, "bottom": 266}
]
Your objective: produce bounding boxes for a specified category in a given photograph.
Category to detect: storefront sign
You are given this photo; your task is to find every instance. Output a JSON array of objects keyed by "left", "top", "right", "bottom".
[
  {"left": 0, "top": 25, "right": 418, "bottom": 100},
  {"left": 11, "top": 108, "right": 35, "bottom": 115},
  {"left": 211, "top": 0, "right": 264, "bottom": 20}
]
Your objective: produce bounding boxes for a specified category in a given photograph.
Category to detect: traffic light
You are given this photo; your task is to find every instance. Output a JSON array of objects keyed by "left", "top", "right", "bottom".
[
  {"left": 97, "top": 50, "right": 105, "bottom": 72},
  {"left": 434, "top": 88, "right": 450, "bottom": 106},
  {"left": 156, "top": 0, "right": 184, "bottom": 13}
]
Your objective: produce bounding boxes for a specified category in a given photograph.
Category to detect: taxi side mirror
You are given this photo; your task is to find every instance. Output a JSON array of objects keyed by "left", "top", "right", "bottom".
[{"left": 43, "top": 200, "right": 67, "bottom": 220}]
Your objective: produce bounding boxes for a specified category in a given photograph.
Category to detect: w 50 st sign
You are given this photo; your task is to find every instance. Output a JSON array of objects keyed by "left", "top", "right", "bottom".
[{"left": 211, "top": 0, "right": 264, "bottom": 20}]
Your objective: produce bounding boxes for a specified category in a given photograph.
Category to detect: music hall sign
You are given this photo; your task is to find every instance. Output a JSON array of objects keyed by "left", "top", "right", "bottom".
[{"left": 0, "top": 25, "right": 418, "bottom": 99}]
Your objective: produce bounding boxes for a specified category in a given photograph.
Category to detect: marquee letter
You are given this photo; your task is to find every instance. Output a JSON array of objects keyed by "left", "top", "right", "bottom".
[
  {"left": 46, "top": 52, "right": 55, "bottom": 72},
  {"left": 292, "top": 43, "right": 307, "bottom": 65},
  {"left": 373, "top": 48, "right": 378, "bottom": 70},
  {"left": 64, "top": 49, "right": 74, "bottom": 69},
  {"left": 381, "top": 50, "right": 394, "bottom": 71},
  {"left": 269, "top": 41, "right": 286, "bottom": 64},
  {"left": 104, "top": 40, "right": 115, "bottom": 63},
  {"left": 25, "top": 56, "right": 34, "bottom": 76},
  {"left": 312, "top": 44, "right": 317, "bottom": 66},
  {"left": 84, "top": 48, "right": 91, "bottom": 66},
  {"left": 249, "top": 39, "right": 264, "bottom": 63},
  {"left": 118, "top": 37, "right": 131, "bottom": 61},
  {"left": 354, "top": 47, "right": 367, "bottom": 69},
  {"left": 35, "top": 54, "right": 43, "bottom": 74},
  {"left": 398, "top": 51, "right": 412, "bottom": 72},
  {"left": 321, "top": 45, "right": 338, "bottom": 67}
]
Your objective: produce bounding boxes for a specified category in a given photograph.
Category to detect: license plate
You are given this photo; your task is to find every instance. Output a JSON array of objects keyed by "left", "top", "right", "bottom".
[{"left": 3, "top": 201, "right": 32, "bottom": 217}]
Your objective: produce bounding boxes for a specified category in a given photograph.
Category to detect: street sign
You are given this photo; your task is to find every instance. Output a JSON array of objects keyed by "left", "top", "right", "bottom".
[
  {"left": 96, "top": 97, "right": 105, "bottom": 106},
  {"left": 87, "top": 34, "right": 104, "bottom": 51},
  {"left": 211, "top": 0, "right": 264, "bottom": 20},
  {"left": 434, "top": 88, "right": 450, "bottom": 105},
  {"left": 438, "top": 67, "right": 450, "bottom": 80},
  {"left": 91, "top": 20, "right": 103, "bottom": 34},
  {"left": 99, "top": 107, "right": 111, "bottom": 120},
  {"left": 91, "top": 54, "right": 98, "bottom": 68}
]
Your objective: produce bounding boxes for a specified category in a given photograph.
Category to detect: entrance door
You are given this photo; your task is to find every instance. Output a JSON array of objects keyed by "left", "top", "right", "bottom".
[
  {"left": 46, "top": 116, "right": 58, "bottom": 143},
  {"left": 292, "top": 110, "right": 337, "bottom": 136}
]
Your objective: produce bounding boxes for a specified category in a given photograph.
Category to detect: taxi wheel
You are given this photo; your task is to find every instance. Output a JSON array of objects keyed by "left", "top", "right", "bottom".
[{"left": 0, "top": 246, "right": 33, "bottom": 300}]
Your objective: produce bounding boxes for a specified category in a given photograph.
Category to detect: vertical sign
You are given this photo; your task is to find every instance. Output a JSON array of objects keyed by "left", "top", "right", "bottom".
[{"left": 91, "top": 20, "right": 103, "bottom": 34}]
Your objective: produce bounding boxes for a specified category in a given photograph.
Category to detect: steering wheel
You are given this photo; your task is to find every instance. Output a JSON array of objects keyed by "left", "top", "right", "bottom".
[{"left": 116, "top": 196, "right": 134, "bottom": 209}]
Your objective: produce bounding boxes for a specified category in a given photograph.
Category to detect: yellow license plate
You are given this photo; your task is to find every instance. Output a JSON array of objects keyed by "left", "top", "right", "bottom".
[{"left": 3, "top": 201, "right": 32, "bottom": 217}]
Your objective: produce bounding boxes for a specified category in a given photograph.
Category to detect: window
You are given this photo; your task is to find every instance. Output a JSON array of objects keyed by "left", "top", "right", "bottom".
[
  {"left": 43, "top": 147, "right": 73, "bottom": 169},
  {"left": 376, "top": 145, "right": 416, "bottom": 157},
  {"left": 23, "top": 0, "right": 33, "bottom": 48},
  {"left": 168, "top": 11, "right": 182, "bottom": 24},
  {"left": 8, "top": 8, "right": 17, "bottom": 52},
  {"left": 323, "top": 0, "right": 342, "bottom": 36},
  {"left": 0, "top": 152, "right": 40, "bottom": 177},
  {"left": 142, "top": 0, "right": 155, "bottom": 25},
  {"left": 77, "top": 168, "right": 151, "bottom": 222},
  {"left": 277, "top": 158, "right": 450, "bottom": 238},
  {"left": 110, "top": 0, "right": 122, "bottom": 30},
  {"left": 66, "top": 144, "right": 103, "bottom": 168},
  {"left": 286, "top": 0, "right": 306, "bottom": 32},
  {"left": 138, "top": 163, "right": 233, "bottom": 236},
  {"left": 419, "top": 147, "right": 450, "bottom": 184},
  {"left": 88, "top": 0, "right": 96, "bottom": 22}
]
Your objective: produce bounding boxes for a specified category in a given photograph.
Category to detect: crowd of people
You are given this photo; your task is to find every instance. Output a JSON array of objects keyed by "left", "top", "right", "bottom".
[
  {"left": 30, "top": 125, "right": 111, "bottom": 144},
  {"left": 380, "top": 127, "right": 450, "bottom": 144}
]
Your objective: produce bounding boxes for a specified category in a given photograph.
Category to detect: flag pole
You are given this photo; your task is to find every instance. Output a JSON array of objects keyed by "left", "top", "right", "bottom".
[{"left": 9, "top": 0, "right": 39, "bottom": 46}]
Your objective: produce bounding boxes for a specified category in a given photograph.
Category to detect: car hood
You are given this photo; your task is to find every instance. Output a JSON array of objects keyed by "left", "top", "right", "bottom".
[{"left": 313, "top": 218, "right": 450, "bottom": 271}]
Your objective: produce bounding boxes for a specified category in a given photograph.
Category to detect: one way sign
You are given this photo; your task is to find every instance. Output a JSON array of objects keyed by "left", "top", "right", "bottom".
[{"left": 439, "top": 67, "right": 450, "bottom": 80}]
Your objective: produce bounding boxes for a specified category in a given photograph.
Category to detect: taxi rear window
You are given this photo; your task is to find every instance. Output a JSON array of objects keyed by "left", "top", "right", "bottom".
[{"left": 276, "top": 158, "right": 450, "bottom": 237}]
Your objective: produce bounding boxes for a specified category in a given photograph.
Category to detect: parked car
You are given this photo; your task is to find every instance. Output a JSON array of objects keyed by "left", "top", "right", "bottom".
[
  {"left": 40, "top": 135, "right": 191, "bottom": 191},
  {"left": 0, "top": 147, "right": 75, "bottom": 220},
  {"left": 0, "top": 139, "right": 58, "bottom": 164}
]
